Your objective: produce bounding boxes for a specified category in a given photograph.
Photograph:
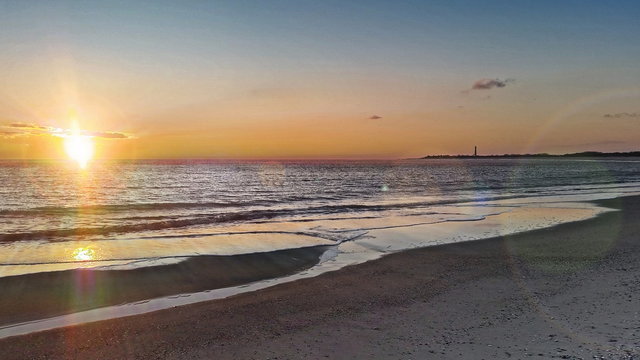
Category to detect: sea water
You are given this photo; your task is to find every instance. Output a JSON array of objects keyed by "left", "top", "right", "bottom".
[{"left": 1, "top": 158, "right": 640, "bottom": 278}]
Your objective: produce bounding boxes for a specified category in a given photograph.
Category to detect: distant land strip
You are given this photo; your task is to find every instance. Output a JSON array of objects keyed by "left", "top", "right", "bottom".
[{"left": 417, "top": 151, "right": 640, "bottom": 159}]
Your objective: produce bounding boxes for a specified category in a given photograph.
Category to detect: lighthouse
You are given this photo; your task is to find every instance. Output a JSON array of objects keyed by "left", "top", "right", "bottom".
[{"left": 474, "top": 146, "right": 477, "bottom": 157}]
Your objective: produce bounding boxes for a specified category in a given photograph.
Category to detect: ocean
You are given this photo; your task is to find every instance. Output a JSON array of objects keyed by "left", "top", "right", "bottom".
[{"left": 1, "top": 158, "right": 640, "bottom": 278}]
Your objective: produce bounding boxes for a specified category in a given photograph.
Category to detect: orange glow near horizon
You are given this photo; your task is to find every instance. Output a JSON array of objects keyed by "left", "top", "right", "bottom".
[{"left": 0, "top": 88, "right": 638, "bottom": 160}]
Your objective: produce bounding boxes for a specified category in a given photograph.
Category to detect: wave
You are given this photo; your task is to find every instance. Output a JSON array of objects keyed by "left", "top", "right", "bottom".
[
  {"left": 4, "top": 180, "right": 638, "bottom": 217},
  {"left": 0, "top": 194, "right": 524, "bottom": 243},
  {"left": 1, "top": 182, "right": 638, "bottom": 243},
  {"left": 0, "top": 200, "right": 271, "bottom": 216},
  {"left": 0, "top": 195, "right": 345, "bottom": 217}
]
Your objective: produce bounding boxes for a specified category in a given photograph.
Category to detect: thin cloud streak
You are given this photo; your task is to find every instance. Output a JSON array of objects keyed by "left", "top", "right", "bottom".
[
  {"left": 1, "top": 122, "right": 131, "bottom": 139},
  {"left": 603, "top": 112, "right": 639, "bottom": 119},
  {"left": 9, "top": 123, "right": 48, "bottom": 130}
]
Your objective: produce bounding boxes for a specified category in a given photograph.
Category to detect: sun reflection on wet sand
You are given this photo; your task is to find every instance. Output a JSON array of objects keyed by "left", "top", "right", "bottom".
[{"left": 72, "top": 247, "right": 95, "bottom": 261}]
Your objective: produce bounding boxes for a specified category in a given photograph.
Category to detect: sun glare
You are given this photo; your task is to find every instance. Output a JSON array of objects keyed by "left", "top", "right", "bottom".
[{"left": 64, "top": 133, "right": 94, "bottom": 168}]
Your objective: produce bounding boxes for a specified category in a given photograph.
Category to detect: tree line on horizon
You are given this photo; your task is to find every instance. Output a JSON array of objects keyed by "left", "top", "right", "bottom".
[{"left": 419, "top": 151, "right": 640, "bottom": 159}]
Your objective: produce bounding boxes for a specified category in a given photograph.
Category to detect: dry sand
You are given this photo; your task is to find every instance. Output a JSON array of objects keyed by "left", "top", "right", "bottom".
[{"left": 0, "top": 196, "right": 638, "bottom": 359}]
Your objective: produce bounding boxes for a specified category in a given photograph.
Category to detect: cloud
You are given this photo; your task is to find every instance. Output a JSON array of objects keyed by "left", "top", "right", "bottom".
[
  {"left": 3, "top": 123, "right": 53, "bottom": 136},
  {"left": 9, "top": 123, "right": 49, "bottom": 130},
  {"left": 86, "top": 131, "right": 129, "bottom": 139},
  {"left": 471, "top": 78, "right": 514, "bottom": 90},
  {"left": 603, "top": 112, "right": 639, "bottom": 119},
  {"left": 464, "top": 78, "right": 515, "bottom": 93},
  {"left": 0, "top": 130, "right": 22, "bottom": 137},
  {"left": 1, "top": 122, "right": 131, "bottom": 139},
  {"left": 369, "top": 115, "right": 382, "bottom": 120}
]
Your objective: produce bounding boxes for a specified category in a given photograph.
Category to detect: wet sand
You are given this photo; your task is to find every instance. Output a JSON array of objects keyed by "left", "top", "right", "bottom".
[
  {"left": 0, "top": 246, "right": 330, "bottom": 326},
  {"left": 0, "top": 196, "right": 638, "bottom": 359}
]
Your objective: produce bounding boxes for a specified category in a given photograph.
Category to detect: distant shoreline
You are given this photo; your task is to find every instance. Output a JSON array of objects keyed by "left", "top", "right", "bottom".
[{"left": 416, "top": 150, "right": 640, "bottom": 159}]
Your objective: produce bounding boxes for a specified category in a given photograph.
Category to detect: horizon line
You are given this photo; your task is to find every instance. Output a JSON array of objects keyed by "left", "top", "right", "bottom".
[{"left": 1, "top": 149, "right": 639, "bottom": 162}]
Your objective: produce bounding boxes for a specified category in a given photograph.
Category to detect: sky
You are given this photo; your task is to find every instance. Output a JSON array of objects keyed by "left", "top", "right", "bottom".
[{"left": 0, "top": 0, "right": 639, "bottom": 159}]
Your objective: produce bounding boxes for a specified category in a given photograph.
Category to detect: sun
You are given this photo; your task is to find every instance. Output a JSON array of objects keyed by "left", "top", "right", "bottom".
[{"left": 64, "top": 132, "right": 94, "bottom": 168}]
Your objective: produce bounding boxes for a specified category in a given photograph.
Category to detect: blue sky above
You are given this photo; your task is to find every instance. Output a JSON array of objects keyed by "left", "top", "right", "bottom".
[{"left": 0, "top": 0, "right": 639, "bottom": 157}]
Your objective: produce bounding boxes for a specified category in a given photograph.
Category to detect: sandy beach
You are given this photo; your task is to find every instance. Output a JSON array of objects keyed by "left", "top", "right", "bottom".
[{"left": 0, "top": 195, "right": 638, "bottom": 359}]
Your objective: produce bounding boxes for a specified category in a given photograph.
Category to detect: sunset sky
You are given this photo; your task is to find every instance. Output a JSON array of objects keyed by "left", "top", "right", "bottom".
[{"left": 1, "top": 0, "right": 639, "bottom": 159}]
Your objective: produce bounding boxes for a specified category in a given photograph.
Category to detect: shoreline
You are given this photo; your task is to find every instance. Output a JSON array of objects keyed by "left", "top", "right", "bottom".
[
  {"left": 0, "top": 195, "right": 638, "bottom": 358},
  {"left": 0, "top": 194, "right": 613, "bottom": 334}
]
